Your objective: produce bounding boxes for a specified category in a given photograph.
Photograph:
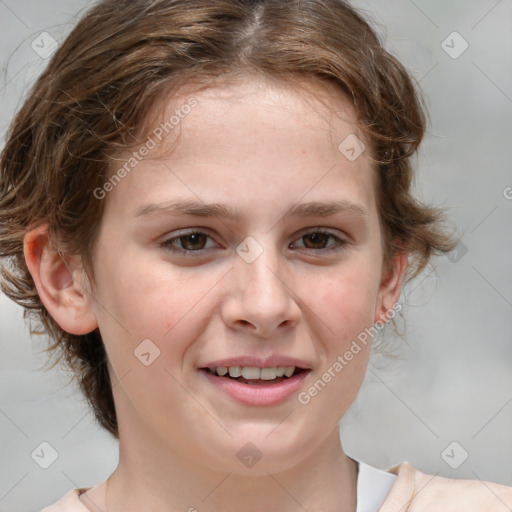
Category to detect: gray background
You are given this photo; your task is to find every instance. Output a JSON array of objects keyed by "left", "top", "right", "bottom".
[{"left": 1, "top": 1, "right": 511, "bottom": 510}]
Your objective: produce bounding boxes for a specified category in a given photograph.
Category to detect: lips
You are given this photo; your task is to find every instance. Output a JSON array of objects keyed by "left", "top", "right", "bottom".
[
  {"left": 198, "top": 365, "right": 311, "bottom": 405},
  {"left": 199, "top": 355, "right": 312, "bottom": 370},
  {"left": 197, "top": 355, "right": 312, "bottom": 405},
  {"left": 198, "top": 356, "right": 311, "bottom": 384}
]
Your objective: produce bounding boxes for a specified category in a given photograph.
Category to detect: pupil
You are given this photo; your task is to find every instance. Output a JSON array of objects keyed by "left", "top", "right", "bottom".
[
  {"left": 304, "top": 233, "right": 328, "bottom": 249},
  {"left": 182, "top": 233, "right": 206, "bottom": 250}
]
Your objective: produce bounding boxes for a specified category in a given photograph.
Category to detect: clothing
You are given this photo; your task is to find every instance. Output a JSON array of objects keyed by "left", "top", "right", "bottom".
[
  {"left": 356, "top": 460, "right": 397, "bottom": 512},
  {"left": 381, "top": 462, "right": 512, "bottom": 511},
  {"left": 40, "top": 460, "right": 512, "bottom": 511}
]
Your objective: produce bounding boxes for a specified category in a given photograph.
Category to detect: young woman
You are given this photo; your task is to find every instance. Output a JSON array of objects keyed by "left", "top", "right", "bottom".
[{"left": 1, "top": 1, "right": 510, "bottom": 510}]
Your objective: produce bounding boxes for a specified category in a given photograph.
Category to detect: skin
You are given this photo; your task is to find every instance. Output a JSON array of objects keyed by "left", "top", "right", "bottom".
[{"left": 24, "top": 73, "right": 407, "bottom": 512}]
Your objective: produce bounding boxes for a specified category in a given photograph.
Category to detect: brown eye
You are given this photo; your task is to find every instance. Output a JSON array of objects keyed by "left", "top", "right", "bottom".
[
  {"left": 302, "top": 232, "right": 331, "bottom": 249},
  {"left": 177, "top": 233, "right": 208, "bottom": 250},
  {"left": 291, "top": 230, "right": 348, "bottom": 254},
  {"left": 162, "top": 231, "right": 216, "bottom": 253}
]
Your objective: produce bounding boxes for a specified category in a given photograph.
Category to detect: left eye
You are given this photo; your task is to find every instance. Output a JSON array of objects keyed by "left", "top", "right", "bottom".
[{"left": 291, "top": 231, "right": 346, "bottom": 251}]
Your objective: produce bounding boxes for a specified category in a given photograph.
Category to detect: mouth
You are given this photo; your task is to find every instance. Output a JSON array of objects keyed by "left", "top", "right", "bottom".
[
  {"left": 198, "top": 365, "right": 311, "bottom": 406},
  {"left": 199, "top": 365, "right": 309, "bottom": 385}
]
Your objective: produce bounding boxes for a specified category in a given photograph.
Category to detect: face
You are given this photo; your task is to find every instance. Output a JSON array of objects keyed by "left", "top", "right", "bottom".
[{"left": 85, "top": 74, "right": 403, "bottom": 474}]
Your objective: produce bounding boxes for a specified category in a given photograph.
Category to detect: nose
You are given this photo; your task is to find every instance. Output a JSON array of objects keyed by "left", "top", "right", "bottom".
[{"left": 220, "top": 242, "right": 301, "bottom": 338}]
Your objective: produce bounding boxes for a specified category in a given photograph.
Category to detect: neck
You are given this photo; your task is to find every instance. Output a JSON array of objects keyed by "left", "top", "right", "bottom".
[{"left": 97, "top": 426, "right": 357, "bottom": 512}]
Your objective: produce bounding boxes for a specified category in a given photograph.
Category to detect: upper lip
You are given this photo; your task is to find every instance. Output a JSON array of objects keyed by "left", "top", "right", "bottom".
[{"left": 199, "top": 355, "right": 312, "bottom": 370}]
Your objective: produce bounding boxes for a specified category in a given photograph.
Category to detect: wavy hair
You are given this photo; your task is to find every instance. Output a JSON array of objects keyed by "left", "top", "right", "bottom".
[{"left": 0, "top": 0, "right": 457, "bottom": 438}]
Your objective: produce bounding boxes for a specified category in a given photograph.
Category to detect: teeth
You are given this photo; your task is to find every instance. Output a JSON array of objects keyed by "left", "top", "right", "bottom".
[
  {"left": 276, "top": 366, "right": 286, "bottom": 377},
  {"left": 241, "top": 367, "right": 261, "bottom": 380},
  {"left": 215, "top": 365, "right": 297, "bottom": 379},
  {"left": 260, "top": 367, "right": 277, "bottom": 380},
  {"left": 228, "top": 366, "right": 242, "bottom": 378},
  {"left": 284, "top": 366, "right": 295, "bottom": 377}
]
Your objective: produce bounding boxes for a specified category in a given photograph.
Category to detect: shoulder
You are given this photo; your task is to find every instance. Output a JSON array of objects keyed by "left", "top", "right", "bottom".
[
  {"left": 380, "top": 462, "right": 512, "bottom": 511},
  {"left": 40, "top": 487, "right": 91, "bottom": 512}
]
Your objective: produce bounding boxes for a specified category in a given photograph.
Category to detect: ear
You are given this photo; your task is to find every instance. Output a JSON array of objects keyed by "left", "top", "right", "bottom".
[
  {"left": 373, "top": 250, "right": 408, "bottom": 324},
  {"left": 23, "top": 224, "right": 98, "bottom": 335}
]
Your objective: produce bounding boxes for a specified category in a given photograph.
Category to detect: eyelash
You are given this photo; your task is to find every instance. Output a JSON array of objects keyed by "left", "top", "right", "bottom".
[{"left": 160, "top": 228, "right": 349, "bottom": 256}]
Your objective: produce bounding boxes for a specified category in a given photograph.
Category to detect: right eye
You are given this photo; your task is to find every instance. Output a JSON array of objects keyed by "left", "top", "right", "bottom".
[{"left": 161, "top": 230, "right": 218, "bottom": 254}]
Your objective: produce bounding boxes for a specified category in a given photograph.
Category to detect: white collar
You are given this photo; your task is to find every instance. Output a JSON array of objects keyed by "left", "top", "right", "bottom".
[{"left": 355, "top": 459, "right": 397, "bottom": 512}]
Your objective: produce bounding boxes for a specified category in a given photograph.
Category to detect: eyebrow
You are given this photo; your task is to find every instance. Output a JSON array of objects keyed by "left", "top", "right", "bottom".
[{"left": 134, "top": 198, "right": 368, "bottom": 220}]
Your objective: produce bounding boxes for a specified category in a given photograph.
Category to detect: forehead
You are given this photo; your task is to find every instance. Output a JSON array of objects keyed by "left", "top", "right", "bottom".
[
  {"left": 103, "top": 73, "right": 377, "bottom": 220},
  {"left": 150, "top": 73, "right": 365, "bottom": 149}
]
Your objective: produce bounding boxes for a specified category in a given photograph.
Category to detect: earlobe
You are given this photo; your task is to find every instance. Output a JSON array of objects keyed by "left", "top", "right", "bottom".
[
  {"left": 374, "top": 251, "right": 408, "bottom": 324},
  {"left": 23, "top": 224, "right": 98, "bottom": 335}
]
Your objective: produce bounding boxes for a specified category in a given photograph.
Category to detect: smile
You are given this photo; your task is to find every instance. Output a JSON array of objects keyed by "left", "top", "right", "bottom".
[{"left": 198, "top": 366, "right": 311, "bottom": 406}]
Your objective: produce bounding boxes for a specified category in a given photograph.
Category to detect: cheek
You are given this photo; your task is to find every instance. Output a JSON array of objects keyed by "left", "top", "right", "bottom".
[
  {"left": 298, "top": 272, "right": 376, "bottom": 417},
  {"left": 93, "top": 262, "right": 216, "bottom": 420},
  {"left": 310, "top": 259, "right": 380, "bottom": 340},
  {"left": 94, "top": 241, "right": 208, "bottom": 330},
  {"left": 91, "top": 248, "right": 225, "bottom": 379}
]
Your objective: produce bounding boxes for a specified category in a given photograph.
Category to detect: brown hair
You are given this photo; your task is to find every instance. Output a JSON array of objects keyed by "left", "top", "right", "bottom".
[{"left": 0, "top": 0, "right": 457, "bottom": 439}]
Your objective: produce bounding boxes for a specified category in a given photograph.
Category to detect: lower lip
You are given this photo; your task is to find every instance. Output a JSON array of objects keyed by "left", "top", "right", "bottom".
[{"left": 199, "top": 369, "right": 310, "bottom": 406}]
